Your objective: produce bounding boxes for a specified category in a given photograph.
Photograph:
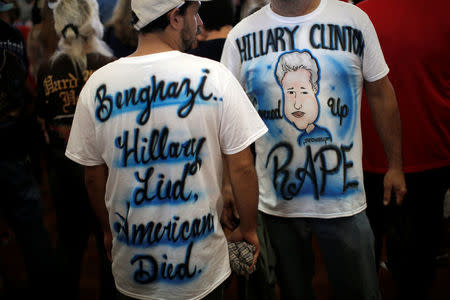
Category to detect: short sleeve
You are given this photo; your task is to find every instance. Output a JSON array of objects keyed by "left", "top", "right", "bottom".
[
  {"left": 220, "top": 34, "right": 242, "bottom": 80},
  {"left": 65, "top": 86, "right": 104, "bottom": 166},
  {"left": 219, "top": 69, "right": 268, "bottom": 154},
  {"left": 362, "top": 14, "right": 389, "bottom": 82}
]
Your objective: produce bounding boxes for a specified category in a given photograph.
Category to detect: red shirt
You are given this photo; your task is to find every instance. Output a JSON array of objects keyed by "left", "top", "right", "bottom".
[{"left": 358, "top": 0, "right": 450, "bottom": 173}]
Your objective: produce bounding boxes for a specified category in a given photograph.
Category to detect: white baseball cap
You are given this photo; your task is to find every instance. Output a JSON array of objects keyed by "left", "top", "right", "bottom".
[{"left": 131, "top": 0, "right": 211, "bottom": 31}]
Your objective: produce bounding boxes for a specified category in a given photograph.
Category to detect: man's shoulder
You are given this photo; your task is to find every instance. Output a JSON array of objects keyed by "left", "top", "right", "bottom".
[{"left": 327, "top": 0, "right": 369, "bottom": 20}]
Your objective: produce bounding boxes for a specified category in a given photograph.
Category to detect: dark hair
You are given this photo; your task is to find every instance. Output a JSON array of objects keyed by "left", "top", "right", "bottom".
[
  {"left": 200, "top": 0, "right": 234, "bottom": 31},
  {"left": 132, "top": 2, "right": 190, "bottom": 34}
]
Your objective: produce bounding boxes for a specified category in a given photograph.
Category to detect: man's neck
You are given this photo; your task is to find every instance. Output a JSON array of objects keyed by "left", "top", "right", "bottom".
[
  {"left": 130, "top": 32, "right": 180, "bottom": 57},
  {"left": 270, "top": 0, "right": 321, "bottom": 17}
]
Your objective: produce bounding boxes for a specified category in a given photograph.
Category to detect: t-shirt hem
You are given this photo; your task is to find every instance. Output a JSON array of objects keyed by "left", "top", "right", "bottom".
[
  {"left": 258, "top": 204, "right": 367, "bottom": 219},
  {"left": 222, "top": 127, "right": 268, "bottom": 155},
  {"left": 65, "top": 150, "right": 104, "bottom": 166},
  {"left": 115, "top": 270, "right": 231, "bottom": 300}
]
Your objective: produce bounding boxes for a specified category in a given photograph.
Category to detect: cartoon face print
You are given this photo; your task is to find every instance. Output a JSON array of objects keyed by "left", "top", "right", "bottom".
[
  {"left": 281, "top": 68, "right": 319, "bottom": 132},
  {"left": 275, "top": 50, "right": 332, "bottom": 146}
]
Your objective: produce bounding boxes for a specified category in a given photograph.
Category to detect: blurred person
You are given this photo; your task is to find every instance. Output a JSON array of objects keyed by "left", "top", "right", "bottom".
[
  {"left": 65, "top": 0, "right": 268, "bottom": 299},
  {"left": 35, "top": 0, "right": 116, "bottom": 299},
  {"left": 103, "top": 0, "right": 138, "bottom": 58},
  {"left": 27, "top": 0, "right": 58, "bottom": 86},
  {"left": 188, "top": 0, "right": 234, "bottom": 61},
  {"left": 357, "top": 0, "right": 450, "bottom": 299},
  {"left": 97, "top": 0, "right": 117, "bottom": 24},
  {"left": 221, "top": 0, "right": 406, "bottom": 299},
  {"left": 0, "top": 14, "right": 56, "bottom": 297},
  {"left": 14, "top": 0, "right": 33, "bottom": 24},
  {"left": 0, "top": 0, "right": 16, "bottom": 26}
]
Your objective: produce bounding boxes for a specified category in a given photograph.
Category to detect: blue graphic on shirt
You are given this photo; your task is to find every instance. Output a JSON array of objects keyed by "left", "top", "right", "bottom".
[
  {"left": 233, "top": 24, "right": 365, "bottom": 203},
  {"left": 274, "top": 50, "right": 332, "bottom": 146},
  {"left": 130, "top": 242, "right": 203, "bottom": 285},
  {"left": 298, "top": 125, "right": 332, "bottom": 146},
  {"left": 114, "top": 203, "right": 214, "bottom": 248},
  {"left": 94, "top": 69, "right": 221, "bottom": 125},
  {"left": 321, "top": 55, "right": 358, "bottom": 140},
  {"left": 99, "top": 68, "right": 223, "bottom": 286}
]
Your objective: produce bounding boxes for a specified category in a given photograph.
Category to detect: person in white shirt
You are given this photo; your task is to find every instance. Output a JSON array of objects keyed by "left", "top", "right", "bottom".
[
  {"left": 65, "top": 1, "right": 268, "bottom": 299},
  {"left": 221, "top": 0, "right": 406, "bottom": 299}
]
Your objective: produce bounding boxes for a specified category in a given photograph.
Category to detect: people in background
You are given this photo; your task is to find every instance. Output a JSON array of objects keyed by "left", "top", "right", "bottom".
[
  {"left": 103, "top": 0, "right": 137, "bottom": 58},
  {"left": 358, "top": 0, "right": 450, "bottom": 299},
  {"left": 36, "top": 0, "right": 116, "bottom": 298}
]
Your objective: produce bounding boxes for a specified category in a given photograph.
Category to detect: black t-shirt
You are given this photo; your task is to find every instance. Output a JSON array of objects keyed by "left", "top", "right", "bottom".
[
  {"left": 188, "top": 39, "right": 226, "bottom": 62},
  {"left": 0, "top": 20, "right": 35, "bottom": 157},
  {"left": 36, "top": 52, "right": 115, "bottom": 149},
  {"left": 0, "top": 19, "right": 28, "bottom": 69},
  {"left": 103, "top": 26, "right": 136, "bottom": 58}
]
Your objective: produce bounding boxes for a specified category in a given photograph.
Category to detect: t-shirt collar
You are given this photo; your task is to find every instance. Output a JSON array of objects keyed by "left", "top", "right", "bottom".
[{"left": 265, "top": 0, "right": 327, "bottom": 23}]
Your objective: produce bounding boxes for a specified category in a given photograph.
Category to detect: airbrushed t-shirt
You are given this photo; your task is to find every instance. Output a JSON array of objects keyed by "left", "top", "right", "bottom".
[
  {"left": 65, "top": 51, "right": 267, "bottom": 300},
  {"left": 221, "top": 0, "right": 388, "bottom": 218}
]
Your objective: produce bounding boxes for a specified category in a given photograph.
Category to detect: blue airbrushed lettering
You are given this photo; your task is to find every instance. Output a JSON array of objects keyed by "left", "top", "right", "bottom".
[
  {"left": 310, "top": 23, "right": 365, "bottom": 57},
  {"left": 95, "top": 69, "right": 216, "bottom": 124},
  {"left": 130, "top": 241, "right": 201, "bottom": 285},
  {"left": 132, "top": 161, "right": 200, "bottom": 206},
  {"left": 114, "top": 203, "right": 215, "bottom": 248},
  {"left": 114, "top": 127, "right": 205, "bottom": 168},
  {"left": 266, "top": 142, "right": 359, "bottom": 200}
]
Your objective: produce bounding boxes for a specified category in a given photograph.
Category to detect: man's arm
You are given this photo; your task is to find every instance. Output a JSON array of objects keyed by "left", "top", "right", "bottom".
[
  {"left": 224, "top": 147, "right": 260, "bottom": 268},
  {"left": 220, "top": 154, "right": 239, "bottom": 233},
  {"left": 364, "top": 76, "right": 407, "bottom": 205},
  {"left": 84, "top": 164, "right": 112, "bottom": 260}
]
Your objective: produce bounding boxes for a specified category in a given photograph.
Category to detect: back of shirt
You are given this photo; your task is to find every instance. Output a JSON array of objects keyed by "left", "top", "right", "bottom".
[
  {"left": 358, "top": 0, "right": 450, "bottom": 173},
  {"left": 66, "top": 51, "right": 267, "bottom": 299}
]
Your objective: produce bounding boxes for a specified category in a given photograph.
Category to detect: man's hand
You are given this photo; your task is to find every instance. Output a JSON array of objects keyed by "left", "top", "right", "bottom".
[
  {"left": 383, "top": 168, "right": 407, "bottom": 205},
  {"left": 228, "top": 226, "right": 260, "bottom": 271},
  {"left": 224, "top": 147, "right": 260, "bottom": 270}
]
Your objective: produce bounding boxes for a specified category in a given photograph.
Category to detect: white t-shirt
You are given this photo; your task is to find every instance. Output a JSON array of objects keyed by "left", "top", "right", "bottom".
[
  {"left": 66, "top": 51, "right": 267, "bottom": 300},
  {"left": 221, "top": 0, "right": 388, "bottom": 218}
]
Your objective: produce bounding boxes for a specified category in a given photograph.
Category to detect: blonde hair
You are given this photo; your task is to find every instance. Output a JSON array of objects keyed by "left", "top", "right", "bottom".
[
  {"left": 106, "top": 0, "right": 137, "bottom": 48},
  {"left": 50, "top": 0, "right": 112, "bottom": 72}
]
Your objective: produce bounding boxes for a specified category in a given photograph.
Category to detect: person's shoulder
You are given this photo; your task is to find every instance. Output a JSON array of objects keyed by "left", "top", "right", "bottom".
[
  {"left": 181, "top": 52, "right": 236, "bottom": 79},
  {"left": 87, "top": 52, "right": 117, "bottom": 68},
  {"left": 327, "top": 0, "right": 371, "bottom": 26},
  {"left": 182, "top": 52, "right": 225, "bottom": 68},
  {"left": 329, "top": 0, "right": 368, "bottom": 16},
  {"left": 83, "top": 56, "right": 119, "bottom": 82}
]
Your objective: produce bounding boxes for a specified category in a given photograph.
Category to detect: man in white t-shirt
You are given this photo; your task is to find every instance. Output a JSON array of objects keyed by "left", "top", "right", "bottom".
[
  {"left": 65, "top": 1, "right": 268, "bottom": 299},
  {"left": 221, "top": 0, "right": 406, "bottom": 299}
]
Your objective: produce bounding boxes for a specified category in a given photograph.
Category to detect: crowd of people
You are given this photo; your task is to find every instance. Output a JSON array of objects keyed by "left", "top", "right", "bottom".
[{"left": 0, "top": 0, "right": 448, "bottom": 300}]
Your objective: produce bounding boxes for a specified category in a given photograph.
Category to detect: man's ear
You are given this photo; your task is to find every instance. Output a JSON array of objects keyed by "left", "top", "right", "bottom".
[{"left": 168, "top": 8, "right": 184, "bottom": 30}]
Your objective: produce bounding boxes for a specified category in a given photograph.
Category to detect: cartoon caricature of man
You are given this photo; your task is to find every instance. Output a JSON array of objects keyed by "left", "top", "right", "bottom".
[{"left": 275, "top": 50, "right": 331, "bottom": 146}]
